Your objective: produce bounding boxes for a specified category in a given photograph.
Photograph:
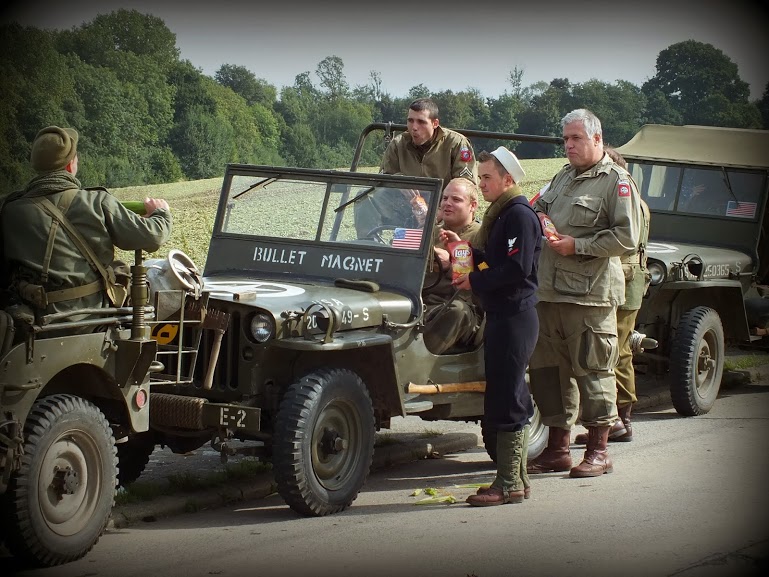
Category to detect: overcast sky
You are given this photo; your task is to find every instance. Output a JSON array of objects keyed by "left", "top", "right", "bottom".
[{"left": 3, "top": 0, "right": 769, "bottom": 100}]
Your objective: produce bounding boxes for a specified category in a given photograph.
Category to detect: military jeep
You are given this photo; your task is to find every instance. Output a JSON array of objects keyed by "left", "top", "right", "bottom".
[
  {"left": 616, "top": 124, "right": 769, "bottom": 415},
  {"left": 148, "top": 161, "right": 553, "bottom": 518},
  {"left": 0, "top": 247, "right": 246, "bottom": 566}
]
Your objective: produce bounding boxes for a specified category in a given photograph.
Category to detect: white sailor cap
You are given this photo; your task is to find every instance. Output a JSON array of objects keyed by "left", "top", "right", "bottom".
[{"left": 490, "top": 146, "right": 526, "bottom": 184}]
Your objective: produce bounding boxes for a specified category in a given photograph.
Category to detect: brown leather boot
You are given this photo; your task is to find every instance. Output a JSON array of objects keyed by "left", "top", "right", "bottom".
[
  {"left": 569, "top": 426, "right": 613, "bottom": 478},
  {"left": 526, "top": 427, "right": 572, "bottom": 474},
  {"left": 574, "top": 418, "right": 627, "bottom": 444},
  {"left": 615, "top": 404, "right": 633, "bottom": 441},
  {"left": 467, "top": 431, "right": 525, "bottom": 506}
]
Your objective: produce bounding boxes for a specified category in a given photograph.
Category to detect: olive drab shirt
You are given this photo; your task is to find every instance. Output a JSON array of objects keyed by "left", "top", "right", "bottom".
[
  {"left": 1, "top": 170, "right": 172, "bottom": 318},
  {"left": 533, "top": 153, "right": 641, "bottom": 307},
  {"left": 620, "top": 199, "right": 650, "bottom": 311},
  {"left": 381, "top": 126, "right": 478, "bottom": 187}
]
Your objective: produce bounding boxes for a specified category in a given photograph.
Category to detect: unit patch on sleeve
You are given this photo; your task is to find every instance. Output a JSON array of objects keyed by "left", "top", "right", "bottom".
[
  {"left": 459, "top": 147, "right": 472, "bottom": 162},
  {"left": 617, "top": 179, "right": 631, "bottom": 197}
]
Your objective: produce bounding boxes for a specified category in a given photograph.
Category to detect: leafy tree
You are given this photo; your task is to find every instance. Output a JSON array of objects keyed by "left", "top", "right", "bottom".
[
  {"left": 407, "top": 85, "right": 430, "bottom": 100},
  {"left": 570, "top": 79, "right": 645, "bottom": 146},
  {"left": 316, "top": 56, "right": 349, "bottom": 99},
  {"left": 55, "top": 9, "right": 178, "bottom": 72},
  {"left": 215, "top": 64, "right": 276, "bottom": 108},
  {"left": 643, "top": 88, "right": 683, "bottom": 126},
  {"left": 170, "top": 107, "right": 233, "bottom": 179},
  {"left": 0, "top": 23, "right": 79, "bottom": 190},
  {"left": 758, "top": 82, "right": 769, "bottom": 129},
  {"left": 643, "top": 40, "right": 752, "bottom": 126}
]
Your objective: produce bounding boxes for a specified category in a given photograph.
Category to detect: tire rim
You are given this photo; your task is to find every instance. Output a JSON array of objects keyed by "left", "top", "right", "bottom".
[
  {"left": 311, "top": 400, "right": 361, "bottom": 491},
  {"left": 529, "top": 403, "right": 546, "bottom": 451},
  {"left": 38, "top": 429, "right": 102, "bottom": 537},
  {"left": 695, "top": 329, "right": 718, "bottom": 396}
]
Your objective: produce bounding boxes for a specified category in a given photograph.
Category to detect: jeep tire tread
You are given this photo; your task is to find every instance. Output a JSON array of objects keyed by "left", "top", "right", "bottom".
[
  {"left": 117, "top": 432, "right": 156, "bottom": 487},
  {"left": 670, "top": 306, "right": 724, "bottom": 416},
  {"left": 273, "top": 368, "right": 375, "bottom": 517},
  {"left": 3, "top": 394, "right": 117, "bottom": 567}
]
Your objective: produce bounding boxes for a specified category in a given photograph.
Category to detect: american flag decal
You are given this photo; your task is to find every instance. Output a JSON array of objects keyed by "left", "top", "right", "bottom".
[
  {"left": 392, "top": 227, "right": 422, "bottom": 249},
  {"left": 725, "top": 201, "right": 757, "bottom": 219}
]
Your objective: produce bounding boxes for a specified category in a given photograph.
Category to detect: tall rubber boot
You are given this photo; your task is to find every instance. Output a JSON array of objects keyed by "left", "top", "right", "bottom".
[
  {"left": 467, "top": 430, "right": 525, "bottom": 506},
  {"left": 527, "top": 427, "right": 572, "bottom": 474},
  {"left": 520, "top": 424, "right": 531, "bottom": 499},
  {"left": 569, "top": 426, "right": 613, "bottom": 478}
]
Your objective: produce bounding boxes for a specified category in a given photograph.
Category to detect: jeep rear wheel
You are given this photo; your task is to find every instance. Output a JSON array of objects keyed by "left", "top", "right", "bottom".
[
  {"left": 273, "top": 369, "right": 375, "bottom": 517},
  {"left": 670, "top": 306, "right": 724, "bottom": 416},
  {"left": 482, "top": 400, "right": 548, "bottom": 462},
  {"left": 4, "top": 394, "right": 116, "bottom": 567}
]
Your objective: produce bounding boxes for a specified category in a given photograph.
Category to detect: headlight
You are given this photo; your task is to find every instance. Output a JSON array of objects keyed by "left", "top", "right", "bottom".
[
  {"left": 249, "top": 312, "right": 274, "bottom": 343},
  {"left": 647, "top": 261, "right": 666, "bottom": 286}
]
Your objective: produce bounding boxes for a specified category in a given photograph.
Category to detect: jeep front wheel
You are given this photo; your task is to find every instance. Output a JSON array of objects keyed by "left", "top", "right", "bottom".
[
  {"left": 670, "top": 306, "right": 724, "bottom": 416},
  {"left": 273, "top": 369, "right": 375, "bottom": 516},
  {"left": 3, "top": 394, "right": 117, "bottom": 567}
]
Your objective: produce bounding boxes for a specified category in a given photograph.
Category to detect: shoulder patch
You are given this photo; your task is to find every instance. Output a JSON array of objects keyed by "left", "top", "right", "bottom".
[
  {"left": 459, "top": 167, "right": 474, "bottom": 179},
  {"left": 459, "top": 147, "right": 472, "bottom": 162},
  {"left": 617, "top": 179, "right": 631, "bottom": 198}
]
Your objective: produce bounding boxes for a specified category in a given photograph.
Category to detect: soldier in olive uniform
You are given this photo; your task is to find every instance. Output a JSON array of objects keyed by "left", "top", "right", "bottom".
[
  {"left": 355, "top": 98, "right": 477, "bottom": 237},
  {"left": 0, "top": 126, "right": 172, "bottom": 331},
  {"left": 575, "top": 147, "right": 651, "bottom": 444},
  {"left": 528, "top": 109, "right": 641, "bottom": 479},
  {"left": 422, "top": 178, "right": 481, "bottom": 355}
]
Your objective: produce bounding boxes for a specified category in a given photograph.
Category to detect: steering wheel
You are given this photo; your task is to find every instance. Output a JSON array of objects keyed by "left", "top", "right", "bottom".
[
  {"left": 362, "top": 225, "right": 399, "bottom": 244},
  {"left": 422, "top": 252, "right": 446, "bottom": 291},
  {"left": 166, "top": 249, "right": 204, "bottom": 297}
]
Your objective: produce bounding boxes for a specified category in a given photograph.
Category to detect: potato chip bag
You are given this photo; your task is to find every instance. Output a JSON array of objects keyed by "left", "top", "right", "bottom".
[{"left": 448, "top": 240, "right": 474, "bottom": 280}]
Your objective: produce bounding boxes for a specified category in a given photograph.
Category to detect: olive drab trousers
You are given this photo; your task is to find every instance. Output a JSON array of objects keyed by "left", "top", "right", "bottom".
[
  {"left": 615, "top": 307, "right": 639, "bottom": 407},
  {"left": 529, "top": 301, "right": 619, "bottom": 428}
]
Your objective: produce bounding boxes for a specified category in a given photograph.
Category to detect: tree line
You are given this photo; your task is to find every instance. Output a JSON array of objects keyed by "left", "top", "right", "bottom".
[{"left": 1, "top": 9, "right": 767, "bottom": 192}]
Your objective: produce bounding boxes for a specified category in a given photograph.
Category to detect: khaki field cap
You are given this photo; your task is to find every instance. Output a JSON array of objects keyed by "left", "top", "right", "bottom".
[
  {"left": 490, "top": 146, "right": 526, "bottom": 184},
  {"left": 30, "top": 126, "right": 79, "bottom": 173}
]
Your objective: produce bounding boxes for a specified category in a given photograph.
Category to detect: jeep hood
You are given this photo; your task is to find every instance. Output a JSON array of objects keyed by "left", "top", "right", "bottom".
[
  {"left": 201, "top": 275, "right": 413, "bottom": 330},
  {"left": 646, "top": 241, "right": 754, "bottom": 279}
]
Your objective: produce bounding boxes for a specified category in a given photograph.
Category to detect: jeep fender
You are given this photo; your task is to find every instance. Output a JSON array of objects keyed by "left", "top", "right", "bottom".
[
  {"left": 0, "top": 333, "right": 149, "bottom": 433},
  {"left": 662, "top": 280, "right": 750, "bottom": 341},
  {"left": 271, "top": 332, "right": 404, "bottom": 422}
]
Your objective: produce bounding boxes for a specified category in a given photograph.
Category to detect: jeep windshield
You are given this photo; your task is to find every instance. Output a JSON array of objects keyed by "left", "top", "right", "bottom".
[{"left": 204, "top": 165, "right": 443, "bottom": 302}]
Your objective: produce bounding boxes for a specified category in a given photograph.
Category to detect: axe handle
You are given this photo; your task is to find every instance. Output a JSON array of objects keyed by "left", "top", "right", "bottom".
[{"left": 203, "top": 329, "right": 225, "bottom": 390}]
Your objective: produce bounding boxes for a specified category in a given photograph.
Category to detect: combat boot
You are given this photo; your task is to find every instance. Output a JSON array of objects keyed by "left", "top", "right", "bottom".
[
  {"left": 467, "top": 430, "right": 525, "bottom": 506},
  {"left": 575, "top": 404, "right": 633, "bottom": 444},
  {"left": 569, "top": 426, "right": 613, "bottom": 478},
  {"left": 526, "top": 427, "right": 572, "bottom": 474}
]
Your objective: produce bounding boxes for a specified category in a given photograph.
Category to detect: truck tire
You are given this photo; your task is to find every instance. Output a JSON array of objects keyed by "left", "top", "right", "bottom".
[
  {"left": 670, "top": 306, "right": 724, "bottom": 416},
  {"left": 273, "top": 368, "right": 375, "bottom": 517},
  {"left": 4, "top": 394, "right": 117, "bottom": 567},
  {"left": 482, "top": 400, "right": 548, "bottom": 462},
  {"left": 117, "top": 432, "right": 156, "bottom": 487}
]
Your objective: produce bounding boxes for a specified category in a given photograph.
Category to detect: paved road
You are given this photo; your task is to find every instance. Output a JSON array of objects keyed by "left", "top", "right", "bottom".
[{"left": 11, "top": 379, "right": 769, "bottom": 577}]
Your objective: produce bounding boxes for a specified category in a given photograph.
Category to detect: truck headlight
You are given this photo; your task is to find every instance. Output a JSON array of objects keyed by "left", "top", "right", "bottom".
[
  {"left": 647, "top": 261, "right": 666, "bottom": 286},
  {"left": 249, "top": 313, "right": 274, "bottom": 343}
]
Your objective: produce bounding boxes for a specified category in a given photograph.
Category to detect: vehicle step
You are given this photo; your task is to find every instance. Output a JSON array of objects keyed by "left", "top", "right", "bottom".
[{"left": 404, "top": 400, "right": 434, "bottom": 414}]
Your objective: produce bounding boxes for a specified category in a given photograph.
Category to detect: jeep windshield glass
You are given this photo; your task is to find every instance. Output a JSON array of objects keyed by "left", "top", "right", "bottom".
[
  {"left": 628, "top": 162, "right": 765, "bottom": 220},
  {"left": 220, "top": 173, "right": 434, "bottom": 250}
]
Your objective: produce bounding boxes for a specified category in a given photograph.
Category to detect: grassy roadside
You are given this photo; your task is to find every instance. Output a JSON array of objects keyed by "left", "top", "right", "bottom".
[{"left": 116, "top": 459, "right": 272, "bottom": 506}]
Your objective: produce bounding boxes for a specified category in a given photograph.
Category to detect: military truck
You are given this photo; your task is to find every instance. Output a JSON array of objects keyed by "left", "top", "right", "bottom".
[{"left": 616, "top": 124, "right": 769, "bottom": 415}]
